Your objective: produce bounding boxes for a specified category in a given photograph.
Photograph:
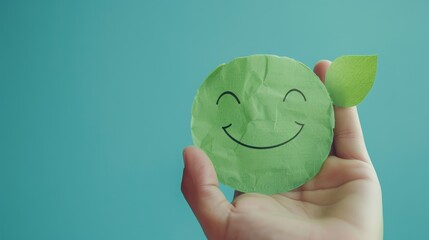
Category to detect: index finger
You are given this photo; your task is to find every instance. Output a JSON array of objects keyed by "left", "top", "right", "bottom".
[{"left": 314, "top": 60, "right": 371, "bottom": 162}]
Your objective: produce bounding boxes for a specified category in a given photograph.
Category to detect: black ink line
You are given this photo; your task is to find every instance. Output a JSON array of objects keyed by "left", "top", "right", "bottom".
[
  {"left": 216, "top": 91, "right": 241, "bottom": 105},
  {"left": 221, "top": 121, "right": 304, "bottom": 150},
  {"left": 283, "top": 89, "right": 307, "bottom": 102}
]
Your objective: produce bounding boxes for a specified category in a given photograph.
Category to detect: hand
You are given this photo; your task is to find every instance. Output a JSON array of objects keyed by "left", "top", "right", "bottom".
[{"left": 181, "top": 60, "right": 383, "bottom": 240}]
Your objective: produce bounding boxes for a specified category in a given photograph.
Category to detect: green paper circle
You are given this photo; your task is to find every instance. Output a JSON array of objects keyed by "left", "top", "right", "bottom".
[{"left": 191, "top": 55, "right": 334, "bottom": 194}]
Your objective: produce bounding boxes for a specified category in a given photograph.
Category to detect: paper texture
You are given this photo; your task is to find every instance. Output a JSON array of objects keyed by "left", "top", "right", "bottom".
[
  {"left": 325, "top": 55, "right": 377, "bottom": 107},
  {"left": 191, "top": 55, "right": 334, "bottom": 194}
]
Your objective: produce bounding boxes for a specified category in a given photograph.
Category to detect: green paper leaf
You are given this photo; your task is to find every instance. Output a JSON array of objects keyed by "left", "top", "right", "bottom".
[
  {"left": 191, "top": 55, "right": 334, "bottom": 194},
  {"left": 325, "top": 55, "right": 377, "bottom": 107}
]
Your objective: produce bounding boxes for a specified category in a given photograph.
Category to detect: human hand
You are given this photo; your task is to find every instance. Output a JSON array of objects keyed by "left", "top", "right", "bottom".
[{"left": 181, "top": 60, "right": 383, "bottom": 240}]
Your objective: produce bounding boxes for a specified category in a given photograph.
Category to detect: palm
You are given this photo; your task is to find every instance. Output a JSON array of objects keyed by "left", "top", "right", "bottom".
[{"left": 227, "top": 156, "right": 381, "bottom": 239}]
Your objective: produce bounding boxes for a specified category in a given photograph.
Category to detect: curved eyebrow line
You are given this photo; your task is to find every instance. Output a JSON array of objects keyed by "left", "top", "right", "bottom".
[
  {"left": 216, "top": 91, "right": 241, "bottom": 105},
  {"left": 283, "top": 88, "right": 307, "bottom": 102}
]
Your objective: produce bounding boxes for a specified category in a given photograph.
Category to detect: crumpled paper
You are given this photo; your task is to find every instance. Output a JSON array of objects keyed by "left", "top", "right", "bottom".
[{"left": 191, "top": 55, "right": 334, "bottom": 194}]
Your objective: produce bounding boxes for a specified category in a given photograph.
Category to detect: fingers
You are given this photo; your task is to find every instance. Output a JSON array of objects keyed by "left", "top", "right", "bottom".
[
  {"left": 181, "top": 146, "right": 231, "bottom": 237},
  {"left": 313, "top": 60, "right": 331, "bottom": 83},
  {"left": 333, "top": 107, "right": 370, "bottom": 161},
  {"left": 313, "top": 60, "right": 370, "bottom": 162}
]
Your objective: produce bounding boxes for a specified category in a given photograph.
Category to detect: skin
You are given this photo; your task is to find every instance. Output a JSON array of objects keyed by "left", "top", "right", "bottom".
[{"left": 181, "top": 60, "right": 383, "bottom": 240}]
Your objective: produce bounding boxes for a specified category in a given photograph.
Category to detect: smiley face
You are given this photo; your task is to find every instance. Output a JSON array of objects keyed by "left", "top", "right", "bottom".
[
  {"left": 217, "top": 89, "right": 306, "bottom": 150},
  {"left": 191, "top": 55, "right": 334, "bottom": 194}
]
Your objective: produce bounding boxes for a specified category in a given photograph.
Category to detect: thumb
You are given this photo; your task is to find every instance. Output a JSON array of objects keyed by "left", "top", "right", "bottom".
[{"left": 181, "top": 146, "right": 231, "bottom": 238}]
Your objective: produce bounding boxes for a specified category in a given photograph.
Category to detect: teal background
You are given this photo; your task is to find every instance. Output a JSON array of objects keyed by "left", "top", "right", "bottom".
[{"left": 0, "top": 0, "right": 427, "bottom": 239}]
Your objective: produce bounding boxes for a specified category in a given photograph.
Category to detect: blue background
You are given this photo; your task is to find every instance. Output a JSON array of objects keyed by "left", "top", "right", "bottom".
[{"left": 1, "top": 0, "right": 428, "bottom": 239}]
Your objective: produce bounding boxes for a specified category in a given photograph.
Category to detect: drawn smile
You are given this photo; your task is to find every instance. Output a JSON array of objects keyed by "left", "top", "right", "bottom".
[{"left": 222, "top": 122, "right": 305, "bottom": 150}]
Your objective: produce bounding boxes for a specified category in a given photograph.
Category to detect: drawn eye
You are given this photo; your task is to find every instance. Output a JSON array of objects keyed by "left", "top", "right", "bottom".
[
  {"left": 216, "top": 91, "right": 241, "bottom": 105},
  {"left": 283, "top": 89, "right": 306, "bottom": 102}
]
